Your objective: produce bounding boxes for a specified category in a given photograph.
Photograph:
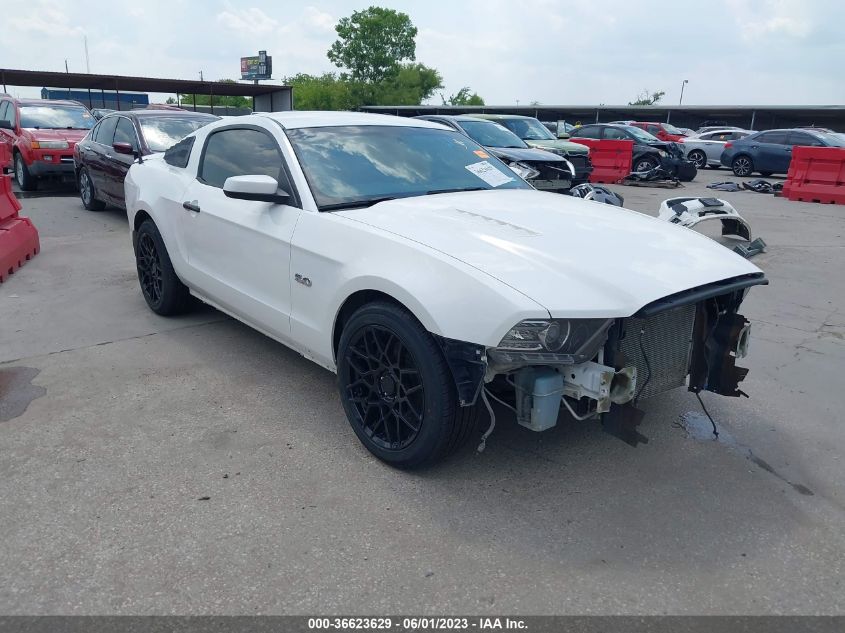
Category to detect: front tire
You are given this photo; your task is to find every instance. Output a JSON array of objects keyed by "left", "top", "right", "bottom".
[
  {"left": 633, "top": 155, "right": 658, "bottom": 172},
  {"left": 134, "top": 219, "right": 192, "bottom": 316},
  {"left": 732, "top": 155, "right": 754, "bottom": 177},
  {"left": 337, "top": 302, "right": 477, "bottom": 468},
  {"left": 14, "top": 152, "right": 35, "bottom": 191},
  {"left": 78, "top": 168, "right": 106, "bottom": 211},
  {"left": 687, "top": 150, "right": 707, "bottom": 169}
]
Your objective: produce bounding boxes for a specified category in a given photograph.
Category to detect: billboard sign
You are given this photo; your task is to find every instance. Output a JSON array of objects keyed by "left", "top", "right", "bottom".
[{"left": 240, "top": 50, "right": 272, "bottom": 80}]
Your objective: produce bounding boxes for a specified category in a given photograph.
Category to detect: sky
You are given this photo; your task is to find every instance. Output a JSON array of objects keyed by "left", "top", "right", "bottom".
[{"left": 2, "top": 0, "right": 843, "bottom": 106}]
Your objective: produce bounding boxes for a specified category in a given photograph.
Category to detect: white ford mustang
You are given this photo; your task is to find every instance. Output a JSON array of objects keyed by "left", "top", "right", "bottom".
[{"left": 125, "top": 112, "right": 766, "bottom": 467}]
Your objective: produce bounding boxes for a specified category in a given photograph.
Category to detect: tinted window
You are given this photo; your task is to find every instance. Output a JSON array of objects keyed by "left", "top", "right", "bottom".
[
  {"left": 646, "top": 125, "right": 661, "bottom": 134},
  {"left": 497, "top": 118, "right": 556, "bottom": 141},
  {"left": 756, "top": 131, "right": 788, "bottom": 144},
  {"left": 789, "top": 132, "right": 824, "bottom": 147},
  {"left": 602, "top": 127, "right": 630, "bottom": 140},
  {"left": 19, "top": 105, "right": 94, "bottom": 129},
  {"left": 285, "top": 125, "right": 530, "bottom": 210},
  {"left": 572, "top": 126, "right": 600, "bottom": 139},
  {"left": 458, "top": 120, "right": 527, "bottom": 148},
  {"left": 0, "top": 101, "right": 10, "bottom": 125},
  {"left": 200, "top": 128, "right": 283, "bottom": 189},
  {"left": 164, "top": 136, "right": 195, "bottom": 168},
  {"left": 114, "top": 118, "right": 138, "bottom": 150},
  {"left": 139, "top": 116, "right": 216, "bottom": 152},
  {"left": 94, "top": 116, "right": 118, "bottom": 145}
]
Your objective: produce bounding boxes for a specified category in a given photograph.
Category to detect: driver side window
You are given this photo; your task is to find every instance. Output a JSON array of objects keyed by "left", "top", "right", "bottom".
[{"left": 199, "top": 127, "right": 293, "bottom": 195}]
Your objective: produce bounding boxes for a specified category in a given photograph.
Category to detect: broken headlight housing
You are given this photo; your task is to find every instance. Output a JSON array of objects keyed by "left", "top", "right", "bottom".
[
  {"left": 491, "top": 318, "right": 613, "bottom": 365},
  {"left": 507, "top": 161, "right": 540, "bottom": 180}
]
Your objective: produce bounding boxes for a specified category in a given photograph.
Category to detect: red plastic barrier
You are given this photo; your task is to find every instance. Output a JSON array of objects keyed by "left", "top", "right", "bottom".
[
  {"left": 0, "top": 172, "right": 40, "bottom": 282},
  {"left": 0, "top": 143, "right": 10, "bottom": 174},
  {"left": 782, "top": 146, "right": 845, "bottom": 204},
  {"left": 570, "top": 138, "right": 633, "bottom": 184}
]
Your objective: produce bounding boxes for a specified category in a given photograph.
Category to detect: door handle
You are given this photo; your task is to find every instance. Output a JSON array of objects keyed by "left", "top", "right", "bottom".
[{"left": 182, "top": 200, "right": 201, "bottom": 213}]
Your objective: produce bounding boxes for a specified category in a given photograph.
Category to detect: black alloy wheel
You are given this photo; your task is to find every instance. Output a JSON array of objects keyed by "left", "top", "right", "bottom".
[
  {"left": 343, "top": 324, "right": 425, "bottom": 451},
  {"left": 134, "top": 219, "right": 192, "bottom": 316}
]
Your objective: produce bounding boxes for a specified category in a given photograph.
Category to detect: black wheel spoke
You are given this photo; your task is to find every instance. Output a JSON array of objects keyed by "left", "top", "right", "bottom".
[{"left": 341, "top": 323, "right": 425, "bottom": 451}]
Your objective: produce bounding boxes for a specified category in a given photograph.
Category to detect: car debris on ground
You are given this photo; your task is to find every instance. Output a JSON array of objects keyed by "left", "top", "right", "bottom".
[
  {"left": 569, "top": 183, "right": 624, "bottom": 206},
  {"left": 623, "top": 166, "right": 683, "bottom": 188},
  {"left": 658, "top": 197, "right": 752, "bottom": 241}
]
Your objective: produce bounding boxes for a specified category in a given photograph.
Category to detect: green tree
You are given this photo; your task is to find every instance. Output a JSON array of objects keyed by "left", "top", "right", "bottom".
[
  {"left": 180, "top": 79, "right": 251, "bottom": 109},
  {"left": 441, "top": 87, "right": 484, "bottom": 106},
  {"left": 328, "top": 6, "right": 417, "bottom": 84},
  {"left": 373, "top": 63, "right": 443, "bottom": 106},
  {"left": 628, "top": 89, "right": 665, "bottom": 106},
  {"left": 285, "top": 73, "right": 358, "bottom": 110}
]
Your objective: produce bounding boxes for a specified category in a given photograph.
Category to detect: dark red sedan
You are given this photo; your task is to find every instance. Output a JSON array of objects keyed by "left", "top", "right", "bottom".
[{"left": 74, "top": 109, "right": 217, "bottom": 210}]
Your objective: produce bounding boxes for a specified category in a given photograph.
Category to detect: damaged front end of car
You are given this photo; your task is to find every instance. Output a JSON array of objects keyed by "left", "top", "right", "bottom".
[{"left": 436, "top": 273, "right": 767, "bottom": 445}]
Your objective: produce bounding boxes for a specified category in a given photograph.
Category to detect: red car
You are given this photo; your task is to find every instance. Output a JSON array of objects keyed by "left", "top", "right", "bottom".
[
  {"left": 0, "top": 96, "right": 95, "bottom": 191},
  {"left": 628, "top": 121, "right": 687, "bottom": 142}
]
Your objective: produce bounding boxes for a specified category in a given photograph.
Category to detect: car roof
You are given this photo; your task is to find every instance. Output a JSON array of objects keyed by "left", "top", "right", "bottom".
[
  {"left": 101, "top": 110, "right": 219, "bottom": 121},
  {"left": 417, "top": 114, "right": 496, "bottom": 123},
  {"left": 257, "top": 111, "right": 448, "bottom": 130},
  {"left": 15, "top": 98, "right": 88, "bottom": 108},
  {"left": 474, "top": 113, "right": 533, "bottom": 120}
]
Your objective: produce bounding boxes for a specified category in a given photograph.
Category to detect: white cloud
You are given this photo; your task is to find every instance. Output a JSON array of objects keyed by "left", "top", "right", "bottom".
[
  {"left": 217, "top": 6, "right": 279, "bottom": 35},
  {"left": 727, "top": 0, "right": 813, "bottom": 40}
]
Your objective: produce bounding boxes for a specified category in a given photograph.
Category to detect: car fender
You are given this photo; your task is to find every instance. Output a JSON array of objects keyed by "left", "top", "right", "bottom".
[{"left": 288, "top": 210, "right": 550, "bottom": 371}]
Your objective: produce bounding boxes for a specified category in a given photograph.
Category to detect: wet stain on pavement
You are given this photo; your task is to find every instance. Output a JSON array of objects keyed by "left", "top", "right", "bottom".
[
  {"left": 0, "top": 367, "right": 47, "bottom": 422},
  {"left": 679, "top": 410, "right": 814, "bottom": 496}
]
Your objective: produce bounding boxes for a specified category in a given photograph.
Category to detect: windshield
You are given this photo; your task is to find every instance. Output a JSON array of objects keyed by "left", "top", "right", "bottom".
[
  {"left": 663, "top": 123, "right": 684, "bottom": 135},
  {"left": 458, "top": 120, "right": 527, "bottom": 149},
  {"left": 285, "top": 125, "right": 530, "bottom": 210},
  {"left": 140, "top": 117, "right": 216, "bottom": 152},
  {"left": 620, "top": 125, "right": 660, "bottom": 143},
  {"left": 498, "top": 118, "right": 556, "bottom": 141},
  {"left": 812, "top": 131, "right": 845, "bottom": 147},
  {"left": 19, "top": 105, "right": 94, "bottom": 129}
]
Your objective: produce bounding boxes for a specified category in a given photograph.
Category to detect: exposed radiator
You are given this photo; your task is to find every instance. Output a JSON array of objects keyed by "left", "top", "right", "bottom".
[{"left": 619, "top": 303, "right": 696, "bottom": 401}]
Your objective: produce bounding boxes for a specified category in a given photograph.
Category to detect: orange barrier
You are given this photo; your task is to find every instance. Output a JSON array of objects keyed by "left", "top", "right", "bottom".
[
  {"left": 782, "top": 146, "right": 845, "bottom": 204},
  {"left": 0, "top": 145, "right": 41, "bottom": 282},
  {"left": 570, "top": 139, "right": 633, "bottom": 184}
]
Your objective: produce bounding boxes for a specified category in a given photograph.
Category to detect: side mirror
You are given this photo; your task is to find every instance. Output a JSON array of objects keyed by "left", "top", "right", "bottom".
[
  {"left": 557, "top": 131, "right": 571, "bottom": 139},
  {"left": 113, "top": 142, "right": 136, "bottom": 155},
  {"left": 0, "top": 120, "right": 13, "bottom": 130},
  {"left": 223, "top": 175, "right": 290, "bottom": 204}
]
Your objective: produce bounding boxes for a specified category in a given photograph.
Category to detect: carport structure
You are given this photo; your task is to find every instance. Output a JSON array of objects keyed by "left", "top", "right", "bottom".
[{"left": 0, "top": 68, "right": 292, "bottom": 113}]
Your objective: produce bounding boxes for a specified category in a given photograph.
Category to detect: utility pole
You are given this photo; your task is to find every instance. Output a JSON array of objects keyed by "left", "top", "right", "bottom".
[
  {"left": 84, "top": 35, "right": 90, "bottom": 73},
  {"left": 65, "top": 59, "right": 69, "bottom": 73},
  {"left": 679, "top": 79, "right": 689, "bottom": 105},
  {"left": 199, "top": 70, "right": 204, "bottom": 82}
]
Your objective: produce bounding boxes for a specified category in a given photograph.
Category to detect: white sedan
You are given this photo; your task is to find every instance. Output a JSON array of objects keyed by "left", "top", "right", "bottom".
[
  {"left": 125, "top": 112, "right": 766, "bottom": 467},
  {"left": 682, "top": 129, "right": 753, "bottom": 169}
]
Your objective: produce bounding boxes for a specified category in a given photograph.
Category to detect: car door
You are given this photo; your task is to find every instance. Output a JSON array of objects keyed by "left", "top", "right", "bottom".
[
  {"left": 177, "top": 124, "right": 302, "bottom": 340},
  {"left": 102, "top": 116, "right": 139, "bottom": 206},
  {"left": 750, "top": 131, "right": 791, "bottom": 173},
  {"left": 0, "top": 101, "right": 14, "bottom": 162},
  {"left": 86, "top": 115, "right": 117, "bottom": 193}
]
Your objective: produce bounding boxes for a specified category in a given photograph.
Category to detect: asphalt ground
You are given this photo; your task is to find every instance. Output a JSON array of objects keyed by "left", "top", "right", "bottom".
[{"left": 1, "top": 168, "right": 843, "bottom": 614}]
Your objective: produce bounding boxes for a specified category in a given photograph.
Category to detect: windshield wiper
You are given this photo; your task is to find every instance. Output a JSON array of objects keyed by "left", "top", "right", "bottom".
[
  {"left": 319, "top": 196, "right": 400, "bottom": 211},
  {"left": 425, "top": 187, "right": 486, "bottom": 195}
]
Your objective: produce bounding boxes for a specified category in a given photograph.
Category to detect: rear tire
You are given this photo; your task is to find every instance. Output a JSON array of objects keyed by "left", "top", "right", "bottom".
[
  {"left": 78, "top": 168, "right": 106, "bottom": 211},
  {"left": 134, "top": 219, "right": 192, "bottom": 316},
  {"left": 14, "top": 152, "right": 36, "bottom": 191},
  {"left": 687, "top": 150, "right": 707, "bottom": 169},
  {"left": 732, "top": 155, "right": 754, "bottom": 177},
  {"left": 337, "top": 301, "right": 477, "bottom": 468}
]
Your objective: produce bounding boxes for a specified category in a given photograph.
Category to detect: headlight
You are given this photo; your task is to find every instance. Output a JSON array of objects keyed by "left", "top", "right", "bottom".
[
  {"left": 658, "top": 150, "right": 668, "bottom": 157},
  {"left": 496, "top": 317, "right": 612, "bottom": 359},
  {"left": 507, "top": 161, "right": 540, "bottom": 180},
  {"left": 32, "top": 140, "right": 69, "bottom": 149}
]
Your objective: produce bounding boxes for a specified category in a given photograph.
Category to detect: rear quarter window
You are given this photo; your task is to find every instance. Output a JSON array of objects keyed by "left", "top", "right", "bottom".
[{"left": 163, "top": 136, "right": 195, "bottom": 168}]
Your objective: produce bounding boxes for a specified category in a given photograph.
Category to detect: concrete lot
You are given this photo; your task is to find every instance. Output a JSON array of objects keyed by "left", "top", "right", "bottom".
[{"left": 1, "top": 170, "right": 844, "bottom": 615}]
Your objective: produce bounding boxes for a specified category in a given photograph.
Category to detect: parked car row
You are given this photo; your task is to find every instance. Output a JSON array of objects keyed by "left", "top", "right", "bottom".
[{"left": 719, "top": 128, "right": 845, "bottom": 176}]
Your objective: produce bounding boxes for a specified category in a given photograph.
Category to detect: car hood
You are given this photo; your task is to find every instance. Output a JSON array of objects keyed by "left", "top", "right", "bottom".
[
  {"left": 524, "top": 139, "right": 590, "bottom": 155},
  {"left": 488, "top": 146, "right": 568, "bottom": 163},
  {"left": 336, "top": 189, "right": 761, "bottom": 318},
  {"left": 25, "top": 128, "right": 90, "bottom": 143}
]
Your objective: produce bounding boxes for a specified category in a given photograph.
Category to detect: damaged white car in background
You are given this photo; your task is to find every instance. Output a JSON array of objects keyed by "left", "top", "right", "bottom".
[{"left": 124, "top": 112, "right": 767, "bottom": 468}]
